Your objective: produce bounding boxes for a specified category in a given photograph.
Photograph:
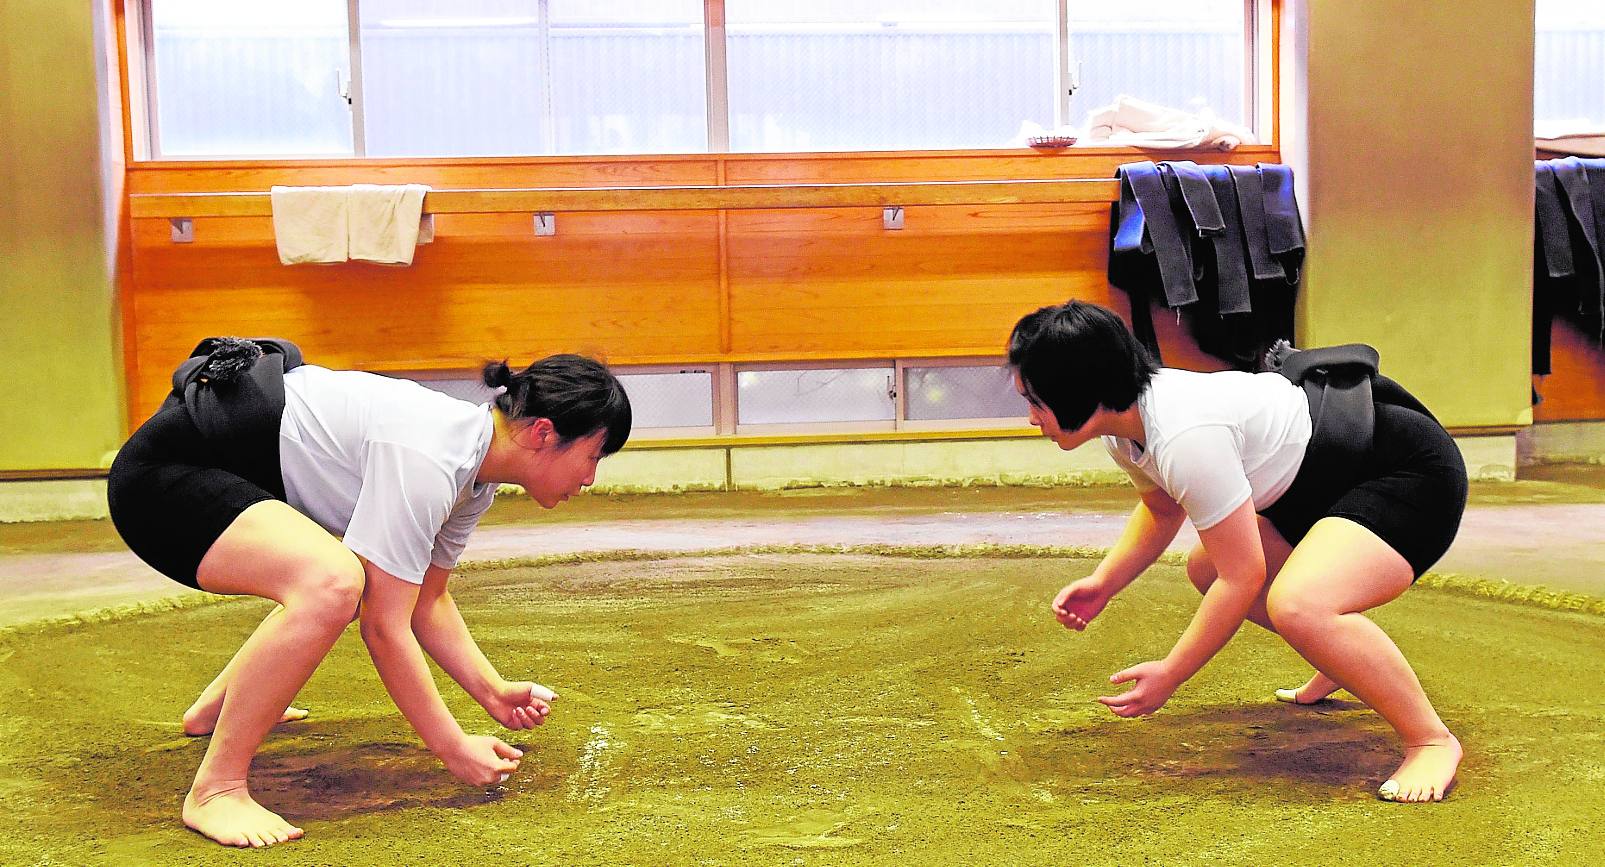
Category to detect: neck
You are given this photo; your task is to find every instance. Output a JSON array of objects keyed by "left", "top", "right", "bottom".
[
  {"left": 1100, "top": 403, "right": 1147, "bottom": 447},
  {"left": 474, "top": 410, "right": 519, "bottom": 485}
]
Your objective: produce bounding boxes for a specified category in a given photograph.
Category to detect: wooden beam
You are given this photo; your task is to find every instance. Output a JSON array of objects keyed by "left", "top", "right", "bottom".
[{"left": 129, "top": 178, "right": 1121, "bottom": 218}]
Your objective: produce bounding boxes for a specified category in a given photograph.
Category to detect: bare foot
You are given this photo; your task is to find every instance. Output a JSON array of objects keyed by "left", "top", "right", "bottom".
[
  {"left": 1377, "top": 733, "right": 1462, "bottom": 803},
  {"left": 183, "top": 784, "right": 304, "bottom": 847},
  {"left": 1274, "top": 671, "right": 1342, "bottom": 705},
  {"left": 183, "top": 694, "right": 308, "bottom": 737}
]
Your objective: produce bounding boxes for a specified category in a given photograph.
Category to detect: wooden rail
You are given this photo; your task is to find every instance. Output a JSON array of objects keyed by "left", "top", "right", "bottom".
[{"left": 129, "top": 178, "right": 1122, "bottom": 218}]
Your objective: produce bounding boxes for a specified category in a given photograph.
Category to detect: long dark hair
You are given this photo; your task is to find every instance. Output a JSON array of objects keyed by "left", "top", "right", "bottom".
[
  {"left": 482, "top": 354, "right": 632, "bottom": 455},
  {"left": 1007, "top": 300, "right": 1157, "bottom": 431}
]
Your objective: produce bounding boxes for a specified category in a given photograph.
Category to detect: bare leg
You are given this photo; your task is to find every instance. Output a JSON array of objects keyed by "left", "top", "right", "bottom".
[
  {"left": 1187, "top": 518, "right": 1346, "bottom": 705},
  {"left": 183, "top": 605, "right": 309, "bottom": 736},
  {"left": 1187, "top": 515, "right": 1327, "bottom": 695},
  {"left": 1265, "top": 517, "right": 1460, "bottom": 803},
  {"left": 1185, "top": 515, "right": 1291, "bottom": 631},
  {"left": 180, "top": 501, "right": 364, "bottom": 847},
  {"left": 1275, "top": 671, "right": 1343, "bottom": 705}
]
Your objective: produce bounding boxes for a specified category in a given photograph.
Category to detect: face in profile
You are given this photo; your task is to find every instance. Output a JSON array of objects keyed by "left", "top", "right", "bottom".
[
  {"left": 513, "top": 423, "right": 608, "bottom": 508},
  {"left": 1016, "top": 373, "right": 1100, "bottom": 452}
]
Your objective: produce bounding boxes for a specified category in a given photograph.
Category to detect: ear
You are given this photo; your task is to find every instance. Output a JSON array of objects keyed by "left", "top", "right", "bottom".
[
  {"left": 530, "top": 417, "right": 558, "bottom": 445},
  {"left": 514, "top": 417, "right": 558, "bottom": 448}
]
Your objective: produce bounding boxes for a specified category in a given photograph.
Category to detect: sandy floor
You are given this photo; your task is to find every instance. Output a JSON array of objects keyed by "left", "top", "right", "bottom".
[
  {"left": 3, "top": 471, "right": 1603, "bottom": 630},
  {"left": 2, "top": 553, "right": 1601, "bottom": 865}
]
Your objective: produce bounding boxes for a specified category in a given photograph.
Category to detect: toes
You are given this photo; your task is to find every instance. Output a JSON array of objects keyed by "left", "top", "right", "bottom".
[{"left": 1376, "top": 779, "right": 1401, "bottom": 802}]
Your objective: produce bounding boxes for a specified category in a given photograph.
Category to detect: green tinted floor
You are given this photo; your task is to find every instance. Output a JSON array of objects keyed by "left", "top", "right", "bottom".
[{"left": 2, "top": 553, "right": 1600, "bottom": 866}]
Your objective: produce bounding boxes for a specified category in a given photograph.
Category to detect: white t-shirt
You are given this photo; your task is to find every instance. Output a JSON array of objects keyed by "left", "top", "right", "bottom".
[
  {"left": 278, "top": 366, "right": 497, "bottom": 583},
  {"left": 1102, "top": 368, "right": 1311, "bottom": 530}
]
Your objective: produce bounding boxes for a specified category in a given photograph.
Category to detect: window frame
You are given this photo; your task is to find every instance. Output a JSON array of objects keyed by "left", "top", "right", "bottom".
[
  {"left": 896, "top": 357, "right": 1032, "bottom": 434},
  {"left": 612, "top": 363, "right": 721, "bottom": 440},
  {"left": 127, "top": 0, "right": 1269, "bottom": 162}
]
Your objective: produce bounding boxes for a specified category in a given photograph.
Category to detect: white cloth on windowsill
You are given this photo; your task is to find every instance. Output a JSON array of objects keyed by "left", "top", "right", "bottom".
[{"left": 1076, "top": 95, "right": 1257, "bottom": 151}]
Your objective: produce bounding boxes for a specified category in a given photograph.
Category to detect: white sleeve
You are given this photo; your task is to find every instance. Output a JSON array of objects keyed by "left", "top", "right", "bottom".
[
  {"left": 431, "top": 483, "right": 496, "bottom": 571},
  {"left": 1151, "top": 426, "right": 1253, "bottom": 530},
  {"left": 1104, "top": 437, "right": 1160, "bottom": 492},
  {"left": 343, "top": 442, "right": 456, "bottom": 584}
]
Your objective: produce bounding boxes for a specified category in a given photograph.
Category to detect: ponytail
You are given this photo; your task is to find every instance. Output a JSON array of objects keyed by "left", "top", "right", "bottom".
[{"left": 481, "top": 355, "right": 632, "bottom": 455}]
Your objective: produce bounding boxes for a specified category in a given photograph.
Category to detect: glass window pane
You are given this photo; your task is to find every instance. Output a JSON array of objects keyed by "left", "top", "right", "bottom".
[
  {"left": 150, "top": 0, "right": 353, "bottom": 157},
  {"left": 360, "top": 0, "right": 546, "bottom": 157},
  {"left": 549, "top": 1, "right": 707, "bottom": 154},
  {"left": 906, "top": 365, "right": 1029, "bottom": 421},
  {"left": 738, "top": 367, "right": 895, "bottom": 425},
  {"left": 1068, "top": 0, "right": 1247, "bottom": 132},
  {"left": 726, "top": 1, "right": 1057, "bottom": 152},
  {"left": 618, "top": 371, "right": 715, "bottom": 428},
  {"left": 361, "top": 1, "right": 705, "bottom": 157},
  {"left": 1536, "top": 1, "right": 1605, "bottom": 132}
]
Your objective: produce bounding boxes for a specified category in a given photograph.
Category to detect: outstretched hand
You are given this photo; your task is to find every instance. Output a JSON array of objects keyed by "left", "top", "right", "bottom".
[
  {"left": 1051, "top": 576, "right": 1113, "bottom": 631},
  {"left": 442, "top": 734, "right": 523, "bottom": 786},
  {"left": 483, "top": 680, "right": 557, "bottom": 730},
  {"left": 1096, "top": 660, "right": 1179, "bottom": 717}
]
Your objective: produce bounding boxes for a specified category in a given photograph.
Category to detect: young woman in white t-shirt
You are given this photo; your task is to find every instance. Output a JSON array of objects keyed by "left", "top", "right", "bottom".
[
  {"left": 108, "top": 353, "right": 631, "bottom": 847},
  {"left": 1007, "top": 301, "right": 1467, "bottom": 803}
]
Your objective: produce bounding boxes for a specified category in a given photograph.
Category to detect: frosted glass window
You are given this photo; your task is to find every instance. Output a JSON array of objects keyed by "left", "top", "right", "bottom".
[
  {"left": 361, "top": 0, "right": 705, "bottom": 157},
  {"left": 548, "top": 1, "right": 707, "bottom": 154},
  {"left": 149, "top": 0, "right": 354, "bottom": 157},
  {"left": 905, "top": 366, "right": 1030, "bottom": 421},
  {"left": 725, "top": 1, "right": 1057, "bottom": 152},
  {"left": 360, "top": 1, "right": 547, "bottom": 157},
  {"left": 738, "top": 367, "right": 895, "bottom": 425},
  {"left": 1068, "top": 0, "right": 1247, "bottom": 132},
  {"left": 1536, "top": 1, "right": 1605, "bottom": 132},
  {"left": 617, "top": 371, "right": 715, "bottom": 429}
]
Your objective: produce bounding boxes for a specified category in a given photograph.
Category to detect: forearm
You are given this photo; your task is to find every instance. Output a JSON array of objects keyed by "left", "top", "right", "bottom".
[
  {"left": 362, "top": 619, "right": 465, "bottom": 752},
  {"left": 1163, "top": 569, "right": 1261, "bottom": 683},
  {"left": 1093, "top": 501, "right": 1186, "bottom": 593},
  {"left": 411, "top": 593, "right": 501, "bottom": 702}
]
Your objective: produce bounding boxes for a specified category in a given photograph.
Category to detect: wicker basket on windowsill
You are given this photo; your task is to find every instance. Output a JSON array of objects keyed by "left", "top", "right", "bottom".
[{"left": 1027, "top": 135, "right": 1078, "bottom": 149}]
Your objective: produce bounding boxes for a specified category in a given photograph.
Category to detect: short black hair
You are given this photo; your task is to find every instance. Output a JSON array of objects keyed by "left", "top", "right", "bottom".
[
  {"left": 482, "top": 354, "right": 632, "bottom": 455},
  {"left": 1006, "top": 300, "right": 1157, "bottom": 431}
]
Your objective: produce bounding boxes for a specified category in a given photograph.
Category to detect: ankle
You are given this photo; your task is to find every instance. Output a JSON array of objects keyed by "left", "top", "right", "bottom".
[
  {"left": 1403, "top": 730, "right": 1459, "bottom": 750},
  {"left": 189, "top": 777, "right": 249, "bottom": 804}
]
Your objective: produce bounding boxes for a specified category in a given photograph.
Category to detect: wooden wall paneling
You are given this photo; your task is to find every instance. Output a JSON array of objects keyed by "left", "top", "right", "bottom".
[
  {"left": 726, "top": 202, "right": 1113, "bottom": 357},
  {"left": 125, "top": 149, "right": 1286, "bottom": 426},
  {"left": 127, "top": 204, "right": 721, "bottom": 421},
  {"left": 721, "top": 147, "right": 1279, "bottom": 184},
  {"left": 126, "top": 158, "right": 723, "bottom": 195},
  {"left": 1535, "top": 318, "right": 1605, "bottom": 421}
]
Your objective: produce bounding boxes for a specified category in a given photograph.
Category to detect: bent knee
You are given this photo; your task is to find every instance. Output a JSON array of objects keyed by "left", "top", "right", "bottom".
[
  {"left": 1265, "top": 589, "right": 1329, "bottom": 635},
  {"left": 288, "top": 556, "right": 364, "bottom": 623},
  {"left": 1185, "top": 545, "right": 1216, "bottom": 593}
]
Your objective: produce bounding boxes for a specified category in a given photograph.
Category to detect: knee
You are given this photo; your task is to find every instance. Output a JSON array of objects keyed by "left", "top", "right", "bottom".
[
  {"left": 1265, "top": 588, "right": 1326, "bottom": 637},
  {"left": 288, "top": 556, "right": 364, "bottom": 626},
  {"left": 1185, "top": 545, "right": 1216, "bottom": 594}
]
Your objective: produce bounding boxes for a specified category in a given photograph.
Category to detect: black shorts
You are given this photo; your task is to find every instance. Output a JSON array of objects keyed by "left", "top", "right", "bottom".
[
  {"left": 107, "top": 403, "right": 285, "bottom": 589},
  {"left": 1260, "top": 402, "right": 1469, "bottom": 578}
]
